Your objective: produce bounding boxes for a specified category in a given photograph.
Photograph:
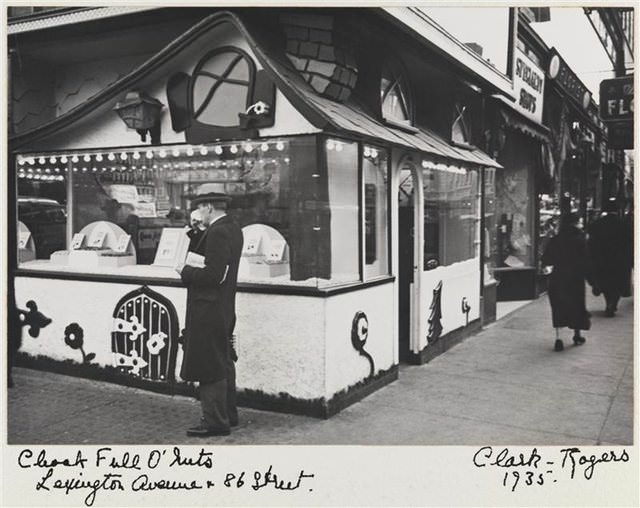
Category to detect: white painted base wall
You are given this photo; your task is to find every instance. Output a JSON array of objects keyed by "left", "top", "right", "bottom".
[
  {"left": 15, "top": 276, "right": 396, "bottom": 402},
  {"left": 415, "top": 257, "right": 481, "bottom": 352}
]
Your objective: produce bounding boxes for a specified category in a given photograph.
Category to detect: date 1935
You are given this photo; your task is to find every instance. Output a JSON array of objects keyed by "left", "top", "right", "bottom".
[{"left": 472, "top": 446, "right": 630, "bottom": 492}]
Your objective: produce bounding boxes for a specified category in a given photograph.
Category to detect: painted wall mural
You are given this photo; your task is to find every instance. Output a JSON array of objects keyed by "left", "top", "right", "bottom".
[
  {"left": 461, "top": 297, "right": 471, "bottom": 326},
  {"left": 17, "top": 300, "right": 52, "bottom": 338},
  {"left": 427, "top": 281, "right": 443, "bottom": 344},
  {"left": 63, "top": 323, "right": 96, "bottom": 364},
  {"left": 351, "top": 311, "right": 374, "bottom": 378},
  {"left": 111, "top": 286, "right": 179, "bottom": 381}
]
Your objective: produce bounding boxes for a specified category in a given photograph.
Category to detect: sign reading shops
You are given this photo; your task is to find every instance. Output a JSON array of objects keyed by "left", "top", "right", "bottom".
[
  {"left": 600, "top": 75, "right": 634, "bottom": 149},
  {"left": 514, "top": 48, "right": 545, "bottom": 123}
]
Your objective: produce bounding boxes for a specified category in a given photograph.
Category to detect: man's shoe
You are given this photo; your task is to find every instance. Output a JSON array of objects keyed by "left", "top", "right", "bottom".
[
  {"left": 554, "top": 339, "right": 564, "bottom": 352},
  {"left": 605, "top": 308, "right": 615, "bottom": 317},
  {"left": 573, "top": 335, "right": 586, "bottom": 346},
  {"left": 186, "top": 424, "right": 230, "bottom": 437},
  {"left": 230, "top": 418, "right": 239, "bottom": 427}
]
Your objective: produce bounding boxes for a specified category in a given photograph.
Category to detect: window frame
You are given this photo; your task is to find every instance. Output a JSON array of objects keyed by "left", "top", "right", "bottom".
[
  {"left": 189, "top": 46, "right": 257, "bottom": 128},
  {"left": 379, "top": 58, "right": 416, "bottom": 129}
]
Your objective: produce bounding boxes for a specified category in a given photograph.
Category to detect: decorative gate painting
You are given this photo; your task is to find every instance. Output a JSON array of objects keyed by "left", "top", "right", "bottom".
[{"left": 111, "top": 286, "right": 180, "bottom": 381}]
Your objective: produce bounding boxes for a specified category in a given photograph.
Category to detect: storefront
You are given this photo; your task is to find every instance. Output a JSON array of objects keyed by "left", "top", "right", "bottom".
[
  {"left": 485, "top": 46, "right": 550, "bottom": 303},
  {"left": 10, "top": 9, "right": 500, "bottom": 416}
]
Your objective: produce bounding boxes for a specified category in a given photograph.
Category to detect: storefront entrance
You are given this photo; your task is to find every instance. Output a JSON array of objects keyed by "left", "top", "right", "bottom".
[{"left": 397, "top": 154, "right": 423, "bottom": 362}]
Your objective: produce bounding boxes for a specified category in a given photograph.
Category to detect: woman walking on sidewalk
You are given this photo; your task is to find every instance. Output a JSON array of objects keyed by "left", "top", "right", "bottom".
[{"left": 542, "top": 210, "right": 594, "bottom": 352}]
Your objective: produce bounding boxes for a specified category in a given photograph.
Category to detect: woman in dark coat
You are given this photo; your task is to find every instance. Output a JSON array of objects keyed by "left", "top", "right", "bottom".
[{"left": 542, "top": 212, "right": 593, "bottom": 352}]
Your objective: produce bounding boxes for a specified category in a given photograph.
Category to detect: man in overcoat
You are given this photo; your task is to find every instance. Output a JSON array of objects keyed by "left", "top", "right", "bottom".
[
  {"left": 587, "top": 198, "right": 632, "bottom": 317},
  {"left": 175, "top": 192, "right": 243, "bottom": 436}
]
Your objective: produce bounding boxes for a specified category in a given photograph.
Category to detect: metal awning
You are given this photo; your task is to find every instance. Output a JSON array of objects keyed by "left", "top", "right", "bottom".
[
  {"left": 493, "top": 94, "right": 550, "bottom": 145},
  {"left": 7, "top": 7, "right": 159, "bottom": 35}
]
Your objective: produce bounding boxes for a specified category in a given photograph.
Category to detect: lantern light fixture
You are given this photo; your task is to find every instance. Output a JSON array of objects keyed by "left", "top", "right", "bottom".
[
  {"left": 200, "top": 146, "right": 208, "bottom": 156},
  {"left": 261, "top": 142, "right": 269, "bottom": 152},
  {"left": 96, "top": 154, "right": 103, "bottom": 162},
  {"left": 230, "top": 144, "right": 238, "bottom": 154},
  {"left": 83, "top": 154, "right": 91, "bottom": 162},
  {"left": 276, "top": 141, "right": 285, "bottom": 151},
  {"left": 49, "top": 156, "right": 57, "bottom": 164},
  {"left": 146, "top": 150, "right": 154, "bottom": 159},
  {"left": 72, "top": 155, "right": 79, "bottom": 163},
  {"left": 107, "top": 153, "right": 115, "bottom": 161},
  {"left": 113, "top": 91, "right": 163, "bottom": 144},
  {"left": 214, "top": 146, "right": 223, "bottom": 155}
]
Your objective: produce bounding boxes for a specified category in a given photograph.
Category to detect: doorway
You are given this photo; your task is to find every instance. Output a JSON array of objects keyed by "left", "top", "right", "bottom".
[{"left": 397, "top": 155, "right": 422, "bottom": 362}]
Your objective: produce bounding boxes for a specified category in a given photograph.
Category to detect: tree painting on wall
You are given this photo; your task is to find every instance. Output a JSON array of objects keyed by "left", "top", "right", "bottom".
[{"left": 427, "top": 280, "right": 443, "bottom": 344}]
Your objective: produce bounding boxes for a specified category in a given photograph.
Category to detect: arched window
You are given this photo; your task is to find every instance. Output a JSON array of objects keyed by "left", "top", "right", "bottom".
[
  {"left": 190, "top": 47, "right": 256, "bottom": 127},
  {"left": 380, "top": 61, "right": 413, "bottom": 126}
]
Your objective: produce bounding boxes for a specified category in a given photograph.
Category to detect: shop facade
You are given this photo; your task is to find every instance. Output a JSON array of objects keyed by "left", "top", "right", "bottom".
[{"left": 9, "top": 8, "right": 502, "bottom": 415}]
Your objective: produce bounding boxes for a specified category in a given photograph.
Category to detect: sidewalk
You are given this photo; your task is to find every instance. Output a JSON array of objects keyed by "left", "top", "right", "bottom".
[{"left": 7, "top": 292, "right": 634, "bottom": 445}]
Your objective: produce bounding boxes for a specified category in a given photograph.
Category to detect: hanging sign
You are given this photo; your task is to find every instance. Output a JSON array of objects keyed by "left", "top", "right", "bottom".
[
  {"left": 600, "top": 75, "right": 634, "bottom": 149},
  {"left": 599, "top": 75, "right": 633, "bottom": 121},
  {"left": 514, "top": 48, "right": 545, "bottom": 124},
  {"left": 548, "top": 48, "right": 591, "bottom": 109}
]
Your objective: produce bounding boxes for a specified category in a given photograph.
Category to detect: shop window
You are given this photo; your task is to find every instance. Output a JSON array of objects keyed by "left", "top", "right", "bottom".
[
  {"left": 16, "top": 158, "right": 67, "bottom": 262},
  {"left": 422, "top": 164, "right": 480, "bottom": 268},
  {"left": 380, "top": 61, "right": 413, "bottom": 127},
  {"left": 325, "top": 139, "right": 360, "bottom": 284},
  {"left": 363, "top": 146, "right": 390, "bottom": 279},
  {"left": 494, "top": 132, "right": 535, "bottom": 268},
  {"left": 15, "top": 136, "right": 385, "bottom": 288}
]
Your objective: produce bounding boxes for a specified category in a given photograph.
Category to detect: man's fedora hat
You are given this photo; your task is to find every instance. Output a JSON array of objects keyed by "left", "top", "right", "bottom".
[{"left": 190, "top": 192, "right": 232, "bottom": 208}]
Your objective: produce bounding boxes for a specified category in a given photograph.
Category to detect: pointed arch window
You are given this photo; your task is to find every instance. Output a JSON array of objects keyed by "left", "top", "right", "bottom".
[{"left": 380, "top": 61, "right": 414, "bottom": 126}]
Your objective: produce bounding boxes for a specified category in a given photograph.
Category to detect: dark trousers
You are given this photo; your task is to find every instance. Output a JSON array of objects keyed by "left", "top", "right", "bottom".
[
  {"left": 604, "top": 290, "right": 620, "bottom": 312},
  {"left": 199, "top": 354, "right": 237, "bottom": 430}
]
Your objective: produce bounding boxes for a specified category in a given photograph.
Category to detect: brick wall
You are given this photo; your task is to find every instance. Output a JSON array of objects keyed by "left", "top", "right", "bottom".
[{"left": 280, "top": 13, "right": 358, "bottom": 103}]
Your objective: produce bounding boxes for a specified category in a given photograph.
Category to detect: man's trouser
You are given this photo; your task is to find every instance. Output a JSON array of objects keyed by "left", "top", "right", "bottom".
[{"left": 199, "top": 353, "right": 237, "bottom": 430}]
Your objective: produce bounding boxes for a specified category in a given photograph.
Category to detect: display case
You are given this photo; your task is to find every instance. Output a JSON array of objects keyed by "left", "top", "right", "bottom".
[{"left": 15, "top": 135, "right": 390, "bottom": 289}]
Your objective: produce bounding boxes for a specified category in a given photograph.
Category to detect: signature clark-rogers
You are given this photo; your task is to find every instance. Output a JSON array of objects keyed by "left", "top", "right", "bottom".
[{"left": 473, "top": 446, "right": 630, "bottom": 491}]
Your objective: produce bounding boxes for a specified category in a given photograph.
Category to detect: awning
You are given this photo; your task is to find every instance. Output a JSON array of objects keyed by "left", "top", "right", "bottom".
[
  {"left": 7, "top": 7, "right": 159, "bottom": 34},
  {"left": 493, "top": 94, "right": 550, "bottom": 144},
  {"left": 9, "top": 9, "right": 501, "bottom": 170}
]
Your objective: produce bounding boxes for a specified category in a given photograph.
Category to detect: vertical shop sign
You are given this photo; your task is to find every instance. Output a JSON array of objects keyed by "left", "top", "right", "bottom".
[{"left": 513, "top": 48, "right": 545, "bottom": 124}]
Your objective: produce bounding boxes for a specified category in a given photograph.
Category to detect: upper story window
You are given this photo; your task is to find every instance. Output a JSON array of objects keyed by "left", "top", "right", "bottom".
[
  {"left": 451, "top": 100, "right": 473, "bottom": 146},
  {"left": 380, "top": 61, "right": 414, "bottom": 126},
  {"left": 191, "top": 47, "right": 255, "bottom": 127}
]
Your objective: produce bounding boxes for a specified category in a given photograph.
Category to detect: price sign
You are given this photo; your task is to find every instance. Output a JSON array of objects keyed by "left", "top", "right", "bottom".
[
  {"left": 71, "top": 233, "right": 85, "bottom": 250},
  {"left": 18, "top": 231, "right": 32, "bottom": 249},
  {"left": 114, "top": 234, "right": 131, "bottom": 253},
  {"left": 89, "top": 230, "right": 107, "bottom": 249}
]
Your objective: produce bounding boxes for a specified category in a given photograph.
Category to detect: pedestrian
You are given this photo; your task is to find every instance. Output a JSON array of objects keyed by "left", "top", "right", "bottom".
[
  {"left": 175, "top": 192, "right": 243, "bottom": 437},
  {"left": 587, "top": 198, "right": 632, "bottom": 317},
  {"left": 541, "top": 211, "right": 593, "bottom": 352}
]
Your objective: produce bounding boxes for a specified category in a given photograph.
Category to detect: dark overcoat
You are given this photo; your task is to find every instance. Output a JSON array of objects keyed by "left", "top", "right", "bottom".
[
  {"left": 542, "top": 225, "right": 592, "bottom": 330},
  {"left": 180, "top": 215, "right": 243, "bottom": 383},
  {"left": 588, "top": 214, "right": 632, "bottom": 297}
]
